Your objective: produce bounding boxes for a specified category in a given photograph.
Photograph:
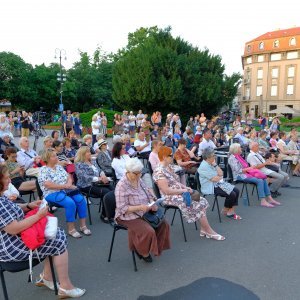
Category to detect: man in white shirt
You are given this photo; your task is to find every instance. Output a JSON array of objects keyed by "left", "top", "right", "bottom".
[
  {"left": 128, "top": 111, "right": 136, "bottom": 136},
  {"left": 134, "top": 132, "right": 151, "bottom": 159},
  {"left": 247, "top": 141, "right": 287, "bottom": 197},
  {"left": 136, "top": 110, "right": 144, "bottom": 128},
  {"left": 198, "top": 128, "right": 216, "bottom": 157},
  {"left": 234, "top": 127, "right": 249, "bottom": 146},
  {"left": 17, "top": 137, "right": 41, "bottom": 176}
]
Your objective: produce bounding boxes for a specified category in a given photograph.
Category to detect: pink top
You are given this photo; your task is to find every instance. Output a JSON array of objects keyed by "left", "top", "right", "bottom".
[{"left": 149, "top": 151, "right": 160, "bottom": 171}]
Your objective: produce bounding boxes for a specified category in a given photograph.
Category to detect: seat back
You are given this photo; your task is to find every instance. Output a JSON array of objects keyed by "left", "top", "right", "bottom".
[
  {"left": 195, "top": 171, "right": 201, "bottom": 193},
  {"left": 147, "top": 161, "right": 154, "bottom": 176},
  {"left": 103, "top": 191, "right": 116, "bottom": 220},
  {"left": 35, "top": 179, "right": 43, "bottom": 199},
  {"left": 227, "top": 164, "right": 234, "bottom": 183},
  {"left": 152, "top": 181, "right": 161, "bottom": 199},
  {"left": 111, "top": 168, "right": 118, "bottom": 185}
]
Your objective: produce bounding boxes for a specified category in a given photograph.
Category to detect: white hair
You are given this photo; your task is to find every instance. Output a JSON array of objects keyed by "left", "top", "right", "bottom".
[
  {"left": 229, "top": 143, "right": 241, "bottom": 154},
  {"left": 237, "top": 127, "right": 243, "bottom": 132},
  {"left": 125, "top": 157, "right": 143, "bottom": 173},
  {"left": 249, "top": 141, "right": 258, "bottom": 150}
]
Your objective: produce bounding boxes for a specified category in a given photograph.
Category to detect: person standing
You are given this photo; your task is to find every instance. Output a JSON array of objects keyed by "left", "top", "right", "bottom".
[{"left": 20, "top": 111, "right": 30, "bottom": 137}]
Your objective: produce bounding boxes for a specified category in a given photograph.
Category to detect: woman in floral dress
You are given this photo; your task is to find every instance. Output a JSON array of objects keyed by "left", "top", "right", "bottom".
[{"left": 153, "top": 146, "right": 225, "bottom": 241}]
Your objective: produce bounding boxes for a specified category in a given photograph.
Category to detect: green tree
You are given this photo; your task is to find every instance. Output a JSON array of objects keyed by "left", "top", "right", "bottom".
[{"left": 112, "top": 27, "right": 241, "bottom": 118}]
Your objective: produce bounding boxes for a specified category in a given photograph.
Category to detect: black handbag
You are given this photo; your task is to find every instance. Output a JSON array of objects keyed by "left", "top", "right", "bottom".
[
  {"left": 139, "top": 184, "right": 165, "bottom": 229},
  {"left": 142, "top": 209, "right": 165, "bottom": 229}
]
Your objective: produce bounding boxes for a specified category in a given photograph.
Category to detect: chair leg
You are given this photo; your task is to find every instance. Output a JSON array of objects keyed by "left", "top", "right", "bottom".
[
  {"left": 251, "top": 185, "right": 255, "bottom": 195},
  {"left": 171, "top": 209, "right": 176, "bottom": 226},
  {"left": 245, "top": 184, "right": 250, "bottom": 206},
  {"left": 240, "top": 184, "right": 245, "bottom": 198},
  {"left": 212, "top": 196, "right": 216, "bottom": 211},
  {"left": 49, "top": 257, "right": 58, "bottom": 295},
  {"left": 179, "top": 210, "right": 187, "bottom": 242},
  {"left": 131, "top": 251, "right": 138, "bottom": 272},
  {"left": 194, "top": 222, "right": 198, "bottom": 230},
  {"left": 29, "top": 193, "right": 32, "bottom": 203},
  {"left": 0, "top": 269, "right": 9, "bottom": 300},
  {"left": 215, "top": 195, "right": 222, "bottom": 223},
  {"left": 86, "top": 197, "right": 92, "bottom": 225},
  {"left": 256, "top": 186, "right": 259, "bottom": 201},
  {"left": 108, "top": 228, "right": 117, "bottom": 262}
]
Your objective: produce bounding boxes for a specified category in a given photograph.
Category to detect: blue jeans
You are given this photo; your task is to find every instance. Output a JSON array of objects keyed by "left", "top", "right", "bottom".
[
  {"left": 46, "top": 191, "right": 87, "bottom": 222},
  {"left": 237, "top": 176, "right": 270, "bottom": 199}
]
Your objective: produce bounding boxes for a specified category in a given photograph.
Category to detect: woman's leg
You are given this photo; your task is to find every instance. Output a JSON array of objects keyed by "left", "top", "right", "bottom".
[
  {"left": 71, "top": 194, "right": 88, "bottom": 229},
  {"left": 19, "top": 180, "right": 37, "bottom": 192},
  {"left": 43, "top": 251, "right": 74, "bottom": 290}
]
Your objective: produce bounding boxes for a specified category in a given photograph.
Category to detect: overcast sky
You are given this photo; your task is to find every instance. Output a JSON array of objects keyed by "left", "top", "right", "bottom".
[{"left": 1, "top": 0, "right": 299, "bottom": 75}]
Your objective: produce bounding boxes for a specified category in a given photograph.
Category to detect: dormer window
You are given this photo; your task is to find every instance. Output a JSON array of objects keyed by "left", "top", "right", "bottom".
[
  {"left": 259, "top": 42, "right": 264, "bottom": 50},
  {"left": 289, "top": 37, "right": 296, "bottom": 46},
  {"left": 273, "top": 40, "right": 279, "bottom": 48},
  {"left": 247, "top": 45, "right": 251, "bottom": 52}
]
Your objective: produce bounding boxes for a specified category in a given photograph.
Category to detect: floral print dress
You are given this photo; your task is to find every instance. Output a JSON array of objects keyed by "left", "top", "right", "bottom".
[{"left": 153, "top": 164, "right": 209, "bottom": 223}]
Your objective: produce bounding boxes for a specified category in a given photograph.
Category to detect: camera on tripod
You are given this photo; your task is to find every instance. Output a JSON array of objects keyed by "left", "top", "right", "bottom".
[{"left": 33, "top": 107, "right": 47, "bottom": 125}]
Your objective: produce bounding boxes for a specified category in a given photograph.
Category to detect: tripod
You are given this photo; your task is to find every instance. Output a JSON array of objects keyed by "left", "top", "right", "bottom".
[{"left": 32, "top": 122, "right": 47, "bottom": 151}]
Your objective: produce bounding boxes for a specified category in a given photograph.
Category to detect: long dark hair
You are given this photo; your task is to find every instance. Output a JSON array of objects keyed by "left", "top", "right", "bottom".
[
  {"left": 112, "top": 142, "right": 124, "bottom": 159},
  {"left": 0, "top": 165, "right": 9, "bottom": 193}
]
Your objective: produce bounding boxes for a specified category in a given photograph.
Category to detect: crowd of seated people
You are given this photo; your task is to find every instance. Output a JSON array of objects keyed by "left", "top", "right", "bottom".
[{"left": 0, "top": 108, "right": 299, "bottom": 298}]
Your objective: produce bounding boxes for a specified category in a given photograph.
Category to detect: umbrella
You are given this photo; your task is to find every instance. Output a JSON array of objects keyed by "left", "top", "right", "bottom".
[{"left": 268, "top": 106, "right": 300, "bottom": 115}]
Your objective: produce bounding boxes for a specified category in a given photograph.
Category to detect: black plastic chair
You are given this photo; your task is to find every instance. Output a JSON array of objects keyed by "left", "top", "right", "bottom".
[
  {"left": 111, "top": 168, "right": 119, "bottom": 187},
  {"left": 103, "top": 191, "right": 138, "bottom": 272},
  {"left": 19, "top": 190, "right": 35, "bottom": 203},
  {"left": 281, "top": 159, "right": 292, "bottom": 174},
  {"left": 0, "top": 256, "right": 58, "bottom": 300}
]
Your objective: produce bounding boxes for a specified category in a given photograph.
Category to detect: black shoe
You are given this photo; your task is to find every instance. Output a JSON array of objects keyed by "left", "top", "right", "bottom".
[
  {"left": 275, "top": 191, "right": 282, "bottom": 196},
  {"left": 142, "top": 254, "right": 153, "bottom": 263},
  {"left": 271, "top": 192, "right": 278, "bottom": 198}
]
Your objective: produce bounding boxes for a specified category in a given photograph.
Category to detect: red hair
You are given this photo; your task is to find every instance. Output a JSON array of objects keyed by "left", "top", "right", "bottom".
[{"left": 158, "top": 146, "right": 172, "bottom": 161}]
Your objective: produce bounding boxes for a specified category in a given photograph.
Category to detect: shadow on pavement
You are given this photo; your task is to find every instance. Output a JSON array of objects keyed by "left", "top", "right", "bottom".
[{"left": 138, "top": 277, "right": 260, "bottom": 300}]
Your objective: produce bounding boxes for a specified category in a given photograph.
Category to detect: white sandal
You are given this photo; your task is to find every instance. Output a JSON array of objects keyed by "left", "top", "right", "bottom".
[
  {"left": 68, "top": 229, "right": 82, "bottom": 239},
  {"left": 58, "top": 287, "right": 86, "bottom": 298},
  {"left": 80, "top": 226, "right": 92, "bottom": 236},
  {"left": 35, "top": 273, "right": 59, "bottom": 291},
  {"left": 200, "top": 231, "right": 225, "bottom": 241}
]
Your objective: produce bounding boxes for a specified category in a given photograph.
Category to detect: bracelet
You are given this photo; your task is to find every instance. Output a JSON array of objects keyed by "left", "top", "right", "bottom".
[{"left": 26, "top": 204, "right": 32, "bottom": 210}]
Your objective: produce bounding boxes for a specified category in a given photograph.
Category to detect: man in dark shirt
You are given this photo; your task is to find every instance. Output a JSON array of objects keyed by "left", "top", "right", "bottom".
[{"left": 20, "top": 111, "right": 30, "bottom": 137}]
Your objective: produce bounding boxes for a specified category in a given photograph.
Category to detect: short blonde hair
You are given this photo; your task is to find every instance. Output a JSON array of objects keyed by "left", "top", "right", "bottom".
[
  {"left": 74, "top": 146, "right": 90, "bottom": 163},
  {"left": 43, "top": 136, "right": 53, "bottom": 145},
  {"left": 229, "top": 143, "right": 241, "bottom": 154},
  {"left": 42, "top": 149, "right": 56, "bottom": 164},
  {"left": 83, "top": 134, "right": 92, "bottom": 142}
]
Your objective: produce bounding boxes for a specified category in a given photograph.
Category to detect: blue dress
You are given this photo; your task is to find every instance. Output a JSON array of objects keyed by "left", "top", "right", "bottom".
[
  {"left": 73, "top": 117, "right": 81, "bottom": 136},
  {"left": 0, "top": 196, "right": 67, "bottom": 262}
]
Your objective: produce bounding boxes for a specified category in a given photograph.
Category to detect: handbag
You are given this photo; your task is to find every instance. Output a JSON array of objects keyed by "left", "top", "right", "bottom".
[
  {"left": 142, "top": 209, "right": 165, "bottom": 229},
  {"left": 139, "top": 184, "right": 165, "bottom": 229},
  {"left": 66, "top": 163, "right": 75, "bottom": 173},
  {"left": 45, "top": 216, "right": 58, "bottom": 239},
  {"left": 246, "top": 169, "right": 267, "bottom": 179}
]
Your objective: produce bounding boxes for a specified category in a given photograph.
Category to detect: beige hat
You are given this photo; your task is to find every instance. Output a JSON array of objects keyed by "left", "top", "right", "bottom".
[{"left": 98, "top": 139, "right": 108, "bottom": 148}]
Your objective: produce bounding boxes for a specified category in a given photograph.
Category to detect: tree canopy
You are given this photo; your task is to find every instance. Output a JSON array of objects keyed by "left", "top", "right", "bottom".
[{"left": 113, "top": 27, "right": 241, "bottom": 117}]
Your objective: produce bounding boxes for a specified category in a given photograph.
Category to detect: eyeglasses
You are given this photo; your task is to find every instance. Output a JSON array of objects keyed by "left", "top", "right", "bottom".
[
  {"left": 168, "top": 155, "right": 173, "bottom": 157},
  {"left": 132, "top": 171, "right": 142, "bottom": 176}
]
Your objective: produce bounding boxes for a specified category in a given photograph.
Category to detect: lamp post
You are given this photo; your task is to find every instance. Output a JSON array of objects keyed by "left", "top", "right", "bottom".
[{"left": 54, "top": 48, "right": 67, "bottom": 135}]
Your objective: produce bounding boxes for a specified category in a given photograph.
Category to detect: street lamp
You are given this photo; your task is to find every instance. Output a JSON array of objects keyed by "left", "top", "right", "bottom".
[{"left": 54, "top": 48, "right": 67, "bottom": 135}]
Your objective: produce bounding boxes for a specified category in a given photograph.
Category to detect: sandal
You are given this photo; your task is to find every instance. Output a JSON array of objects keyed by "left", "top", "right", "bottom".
[
  {"left": 226, "top": 214, "right": 242, "bottom": 220},
  {"left": 200, "top": 231, "right": 225, "bottom": 241},
  {"left": 58, "top": 287, "right": 86, "bottom": 299},
  {"left": 80, "top": 226, "right": 92, "bottom": 236},
  {"left": 35, "top": 273, "right": 59, "bottom": 291},
  {"left": 68, "top": 229, "right": 82, "bottom": 239}
]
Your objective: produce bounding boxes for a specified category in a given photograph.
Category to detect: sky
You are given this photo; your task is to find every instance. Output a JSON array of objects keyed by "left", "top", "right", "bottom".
[{"left": 1, "top": 0, "right": 299, "bottom": 75}]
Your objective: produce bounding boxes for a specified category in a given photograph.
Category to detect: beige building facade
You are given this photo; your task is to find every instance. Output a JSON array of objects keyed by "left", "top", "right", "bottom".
[{"left": 241, "top": 27, "right": 300, "bottom": 117}]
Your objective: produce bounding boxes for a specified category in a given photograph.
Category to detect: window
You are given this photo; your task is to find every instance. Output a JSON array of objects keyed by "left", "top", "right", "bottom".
[
  {"left": 256, "top": 86, "right": 263, "bottom": 96},
  {"left": 257, "top": 55, "right": 264, "bottom": 62},
  {"left": 287, "top": 51, "right": 298, "bottom": 59},
  {"left": 269, "top": 105, "right": 277, "bottom": 111},
  {"left": 287, "top": 85, "right": 294, "bottom": 95},
  {"left": 273, "top": 40, "right": 279, "bottom": 48},
  {"left": 271, "top": 53, "right": 281, "bottom": 61},
  {"left": 286, "top": 105, "right": 293, "bottom": 108},
  {"left": 257, "top": 69, "right": 263, "bottom": 79},
  {"left": 289, "top": 37, "right": 296, "bottom": 46},
  {"left": 271, "top": 85, "right": 278, "bottom": 96},
  {"left": 259, "top": 42, "right": 264, "bottom": 50},
  {"left": 246, "top": 57, "right": 252, "bottom": 64},
  {"left": 246, "top": 87, "right": 250, "bottom": 97},
  {"left": 272, "top": 68, "right": 279, "bottom": 78},
  {"left": 247, "top": 45, "right": 251, "bottom": 52},
  {"left": 288, "top": 66, "right": 295, "bottom": 77}
]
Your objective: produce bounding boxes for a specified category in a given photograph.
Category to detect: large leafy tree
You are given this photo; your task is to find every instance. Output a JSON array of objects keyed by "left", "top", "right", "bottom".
[{"left": 112, "top": 27, "right": 241, "bottom": 118}]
